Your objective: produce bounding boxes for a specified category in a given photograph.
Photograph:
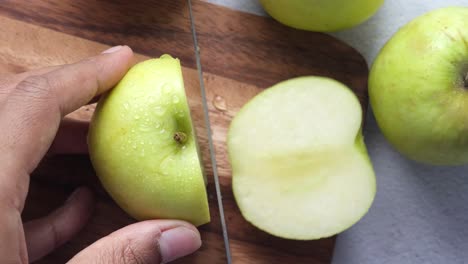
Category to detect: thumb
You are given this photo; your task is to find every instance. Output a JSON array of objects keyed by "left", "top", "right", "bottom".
[{"left": 68, "top": 220, "right": 201, "bottom": 264}]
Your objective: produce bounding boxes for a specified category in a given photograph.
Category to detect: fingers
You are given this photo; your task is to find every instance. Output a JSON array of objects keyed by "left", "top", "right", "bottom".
[
  {"left": 0, "top": 46, "right": 133, "bottom": 264},
  {"left": 24, "top": 187, "right": 94, "bottom": 263},
  {"left": 39, "top": 45, "right": 134, "bottom": 115},
  {"left": 48, "top": 118, "right": 90, "bottom": 155},
  {"left": 0, "top": 45, "right": 134, "bottom": 174},
  {"left": 0, "top": 46, "right": 134, "bottom": 219},
  {"left": 0, "top": 208, "right": 27, "bottom": 264},
  {"left": 68, "top": 220, "right": 202, "bottom": 264}
]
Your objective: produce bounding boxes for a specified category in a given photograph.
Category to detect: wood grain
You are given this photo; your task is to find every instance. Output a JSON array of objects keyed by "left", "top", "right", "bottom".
[
  {"left": 193, "top": 0, "right": 368, "bottom": 102},
  {"left": 0, "top": 0, "right": 369, "bottom": 263},
  {"left": 191, "top": 2, "right": 368, "bottom": 264},
  {"left": 0, "top": 13, "right": 227, "bottom": 264}
]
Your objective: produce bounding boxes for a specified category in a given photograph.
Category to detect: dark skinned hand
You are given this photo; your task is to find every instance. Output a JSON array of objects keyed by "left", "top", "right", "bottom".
[{"left": 0, "top": 46, "right": 201, "bottom": 264}]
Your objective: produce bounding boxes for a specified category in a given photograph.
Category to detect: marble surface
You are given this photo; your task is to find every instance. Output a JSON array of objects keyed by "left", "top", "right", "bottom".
[{"left": 204, "top": 1, "right": 468, "bottom": 263}]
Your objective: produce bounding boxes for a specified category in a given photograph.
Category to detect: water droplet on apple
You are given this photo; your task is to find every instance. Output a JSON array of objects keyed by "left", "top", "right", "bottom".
[
  {"left": 123, "top": 102, "right": 129, "bottom": 110},
  {"left": 135, "top": 115, "right": 140, "bottom": 120},
  {"left": 155, "top": 106, "right": 165, "bottom": 116},
  {"left": 155, "top": 122, "right": 161, "bottom": 128},
  {"left": 140, "top": 141, "right": 145, "bottom": 145},
  {"left": 177, "top": 111, "right": 184, "bottom": 118},
  {"left": 132, "top": 144, "right": 137, "bottom": 149},
  {"left": 160, "top": 128, "right": 166, "bottom": 134},
  {"left": 172, "top": 95, "right": 180, "bottom": 104},
  {"left": 213, "top": 95, "right": 227, "bottom": 111},
  {"left": 162, "top": 83, "right": 172, "bottom": 94}
]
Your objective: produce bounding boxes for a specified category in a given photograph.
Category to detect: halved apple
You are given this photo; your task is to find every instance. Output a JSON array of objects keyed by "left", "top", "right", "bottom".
[
  {"left": 228, "top": 76, "right": 376, "bottom": 239},
  {"left": 88, "top": 55, "right": 210, "bottom": 226}
]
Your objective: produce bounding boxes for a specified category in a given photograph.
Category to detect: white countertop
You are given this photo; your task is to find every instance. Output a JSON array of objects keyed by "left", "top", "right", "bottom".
[{"left": 205, "top": 1, "right": 468, "bottom": 263}]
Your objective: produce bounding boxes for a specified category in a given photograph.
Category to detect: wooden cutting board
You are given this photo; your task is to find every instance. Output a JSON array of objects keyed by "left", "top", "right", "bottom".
[{"left": 0, "top": 0, "right": 369, "bottom": 263}]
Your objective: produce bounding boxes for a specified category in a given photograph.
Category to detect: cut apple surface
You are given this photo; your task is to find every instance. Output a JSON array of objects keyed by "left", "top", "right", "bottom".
[
  {"left": 88, "top": 55, "right": 210, "bottom": 226},
  {"left": 228, "top": 77, "right": 376, "bottom": 240}
]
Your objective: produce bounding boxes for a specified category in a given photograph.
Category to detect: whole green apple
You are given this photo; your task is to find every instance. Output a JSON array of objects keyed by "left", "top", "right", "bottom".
[
  {"left": 259, "top": 0, "right": 384, "bottom": 32},
  {"left": 369, "top": 7, "right": 468, "bottom": 165},
  {"left": 88, "top": 54, "right": 210, "bottom": 226},
  {"left": 228, "top": 76, "right": 376, "bottom": 240}
]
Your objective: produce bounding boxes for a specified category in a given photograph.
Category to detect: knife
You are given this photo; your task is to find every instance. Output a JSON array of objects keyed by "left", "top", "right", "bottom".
[{"left": 187, "top": 0, "right": 233, "bottom": 263}]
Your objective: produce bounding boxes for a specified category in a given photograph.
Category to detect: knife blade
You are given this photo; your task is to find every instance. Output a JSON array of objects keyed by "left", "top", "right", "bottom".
[{"left": 187, "top": 1, "right": 232, "bottom": 263}]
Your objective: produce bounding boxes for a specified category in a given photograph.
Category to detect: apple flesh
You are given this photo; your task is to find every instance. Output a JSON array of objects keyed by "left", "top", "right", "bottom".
[
  {"left": 369, "top": 7, "right": 468, "bottom": 165},
  {"left": 259, "top": 0, "right": 384, "bottom": 32},
  {"left": 228, "top": 76, "right": 376, "bottom": 240},
  {"left": 88, "top": 54, "right": 210, "bottom": 226}
]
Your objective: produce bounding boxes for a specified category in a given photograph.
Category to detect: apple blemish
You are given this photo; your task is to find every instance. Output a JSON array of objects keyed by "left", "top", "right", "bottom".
[{"left": 174, "top": 131, "right": 187, "bottom": 144}]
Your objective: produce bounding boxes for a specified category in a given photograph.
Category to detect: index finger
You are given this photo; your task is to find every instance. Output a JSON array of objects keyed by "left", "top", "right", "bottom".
[{"left": 0, "top": 45, "right": 134, "bottom": 211}]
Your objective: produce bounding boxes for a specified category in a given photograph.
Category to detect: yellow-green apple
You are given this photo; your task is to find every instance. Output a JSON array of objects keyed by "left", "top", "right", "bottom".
[
  {"left": 228, "top": 76, "right": 376, "bottom": 239},
  {"left": 88, "top": 55, "right": 210, "bottom": 226},
  {"left": 259, "top": 0, "right": 384, "bottom": 32},
  {"left": 369, "top": 7, "right": 468, "bottom": 165}
]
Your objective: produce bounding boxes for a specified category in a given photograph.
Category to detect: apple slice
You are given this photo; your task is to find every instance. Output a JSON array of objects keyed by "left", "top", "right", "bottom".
[
  {"left": 228, "top": 76, "right": 376, "bottom": 239},
  {"left": 88, "top": 54, "right": 210, "bottom": 226}
]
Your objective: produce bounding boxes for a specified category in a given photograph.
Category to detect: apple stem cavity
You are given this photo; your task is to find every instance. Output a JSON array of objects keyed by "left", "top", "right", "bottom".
[{"left": 174, "top": 131, "right": 187, "bottom": 144}]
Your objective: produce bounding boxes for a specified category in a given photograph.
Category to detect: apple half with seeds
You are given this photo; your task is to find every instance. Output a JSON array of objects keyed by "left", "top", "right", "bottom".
[
  {"left": 88, "top": 54, "right": 210, "bottom": 226},
  {"left": 228, "top": 76, "right": 376, "bottom": 239}
]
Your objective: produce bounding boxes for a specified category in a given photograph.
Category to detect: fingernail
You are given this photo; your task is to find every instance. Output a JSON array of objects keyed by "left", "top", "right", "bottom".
[
  {"left": 159, "top": 226, "right": 202, "bottom": 263},
  {"left": 102, "top": 45, "right": 123, "bottom": 54}
]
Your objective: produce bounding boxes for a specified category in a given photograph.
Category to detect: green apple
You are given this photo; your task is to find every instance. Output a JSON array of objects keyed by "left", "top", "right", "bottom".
[
  {"left": 88, "top": 54, "right": 210, "bottom": 226},
  {"left": 228, "top": 76, "right": 376, "bottom": 240},
  {"left": 259, "top": 0, "right": 384, "bottom": 32},
  {"left": 369, "top": 7, "right": 468, "bottom": 165}
]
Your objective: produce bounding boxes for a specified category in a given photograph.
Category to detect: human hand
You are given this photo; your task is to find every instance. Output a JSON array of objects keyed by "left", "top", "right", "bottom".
[{"left": 0, "top": 45, "right": 202, "bottom": 263}]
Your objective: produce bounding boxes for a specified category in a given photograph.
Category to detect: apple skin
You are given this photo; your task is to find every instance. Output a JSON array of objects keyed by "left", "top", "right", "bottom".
[
  {"left": 369, "top": 7, "right": 468, "bottom": 165},
  {"left": 88, "top": 55, "right": 210, "bottom": 226},
  {"left": 259, "top": 0, "right": 384, "bottom": 32}
]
